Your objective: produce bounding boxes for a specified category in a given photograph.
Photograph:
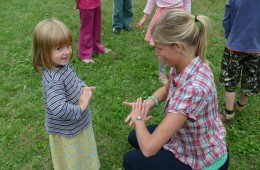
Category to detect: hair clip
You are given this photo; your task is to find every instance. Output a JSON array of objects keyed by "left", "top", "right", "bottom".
[{"left": 195, "top": 15, "right": 199, "bottom": 22}]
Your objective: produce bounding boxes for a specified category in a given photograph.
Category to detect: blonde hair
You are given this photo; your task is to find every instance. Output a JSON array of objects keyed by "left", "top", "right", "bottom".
[
  {"left": 32, "top": 18, "right": 73, "bottom": 72},
  {"left": 151, "top": 9, "right": 211, "bottom": 62}
]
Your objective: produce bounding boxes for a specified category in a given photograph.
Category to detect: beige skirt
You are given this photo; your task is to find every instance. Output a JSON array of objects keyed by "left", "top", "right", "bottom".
[{"left": 49, "top": 124, "right": 100, "bottom": 170}]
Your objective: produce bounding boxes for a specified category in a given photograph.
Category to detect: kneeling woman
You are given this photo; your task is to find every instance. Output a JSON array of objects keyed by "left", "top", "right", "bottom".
[{"left": 123, "top": 9, "right": 229, "bottom": 170}]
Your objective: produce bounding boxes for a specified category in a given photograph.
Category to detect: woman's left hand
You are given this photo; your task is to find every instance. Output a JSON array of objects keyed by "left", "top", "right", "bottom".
[{"left": 127, "top": 97, "right": 153, "bottom": 127}]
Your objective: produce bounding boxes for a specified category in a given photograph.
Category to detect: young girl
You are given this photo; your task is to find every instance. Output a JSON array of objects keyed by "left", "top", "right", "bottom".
[
  {"left": 32, "top": 18, "right": 100, "bottom": 170},
  {"left": 75, "top": 0, "right": 112, "bottom": 64},
  {"left": 123, "top": 9, "right": 229, "bottom": 169},
  {"left": 137, "top": 0, "right": 191, "bottom": 84}
]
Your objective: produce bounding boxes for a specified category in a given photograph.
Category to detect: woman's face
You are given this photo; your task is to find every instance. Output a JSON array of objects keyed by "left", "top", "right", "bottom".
[{"left": 154, "top": 42, "right": 182, "bottom": 68}]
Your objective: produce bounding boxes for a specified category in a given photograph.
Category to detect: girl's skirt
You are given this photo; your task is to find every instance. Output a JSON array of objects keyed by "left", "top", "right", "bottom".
[
  {"left": 145, "top": 7, "right": 173, "bottom": 46},
  {"left": 49, "top": 124, "right": 100, "bottom": 170}
]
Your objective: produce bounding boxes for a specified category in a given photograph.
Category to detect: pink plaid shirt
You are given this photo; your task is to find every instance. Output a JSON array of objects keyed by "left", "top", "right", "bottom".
[{"left": 163, "top": 57, "right": 227, "bottom": 169}]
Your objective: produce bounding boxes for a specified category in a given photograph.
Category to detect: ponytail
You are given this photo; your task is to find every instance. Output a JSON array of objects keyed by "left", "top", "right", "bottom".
[{"left": 195, "top": 15, "right": 211, "bottom": 62}]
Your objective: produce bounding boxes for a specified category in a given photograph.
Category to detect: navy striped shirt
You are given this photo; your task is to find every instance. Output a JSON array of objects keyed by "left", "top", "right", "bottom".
[{"left": 42, "top": 63, "right": 91, "bottom": 137}]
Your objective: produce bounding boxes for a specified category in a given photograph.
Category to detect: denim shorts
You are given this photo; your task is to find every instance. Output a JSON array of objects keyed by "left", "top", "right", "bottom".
[{"left": 219, "top": 47, "right": 260, "bottom": 96}]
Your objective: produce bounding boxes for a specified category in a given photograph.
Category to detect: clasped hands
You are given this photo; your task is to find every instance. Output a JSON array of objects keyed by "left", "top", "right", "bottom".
[{"left": 123, "top": 97, "right": 153, "bottom": 127}]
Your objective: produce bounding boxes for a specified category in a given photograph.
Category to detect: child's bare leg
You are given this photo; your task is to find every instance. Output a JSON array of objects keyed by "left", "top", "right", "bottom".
[
  {"left": 238, "top": 92, "right": 248, "bottom": 105},
  {"left": 158, "top": 56, "right": 168, "bottom": 84},
  {"left": 225, "top": 92, "right": 236, "bottom": 111},
  {"left": 234, "top": 92, "right": 248, "bottom": 112}
]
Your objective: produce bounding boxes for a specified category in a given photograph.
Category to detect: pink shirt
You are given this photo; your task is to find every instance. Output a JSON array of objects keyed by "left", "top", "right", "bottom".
[
  {"left": 78, "top": 0, "right": 101, "bottom": 10},
  {"left": 144, "top": 0, "right": 191, "bottom": 15},
  {"left": 164, "top": 57, "right": 227, "bottom": 169}
]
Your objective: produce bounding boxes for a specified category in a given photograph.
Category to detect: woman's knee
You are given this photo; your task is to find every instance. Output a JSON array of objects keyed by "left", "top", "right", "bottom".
[{"left": 123, "top": 150, "right": 140, "bottom": 169}]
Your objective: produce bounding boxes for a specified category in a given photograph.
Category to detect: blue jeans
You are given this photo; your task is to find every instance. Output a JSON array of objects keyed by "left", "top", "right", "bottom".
[
  {"left": 113, "top": 0, "right": 133, "bottom": 28},
  {"left": 123, "top": 125, "right": 229, "bottom": 170}
]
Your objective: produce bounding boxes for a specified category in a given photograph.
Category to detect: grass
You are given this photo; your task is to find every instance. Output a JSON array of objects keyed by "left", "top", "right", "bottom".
[{"left": 0, "top": 0, "right": 259, "bottom": 169}]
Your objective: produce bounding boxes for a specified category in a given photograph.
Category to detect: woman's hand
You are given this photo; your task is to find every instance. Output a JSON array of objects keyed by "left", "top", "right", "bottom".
[{"left": 124, "top": 98, "right": 153, "bottom": 127}]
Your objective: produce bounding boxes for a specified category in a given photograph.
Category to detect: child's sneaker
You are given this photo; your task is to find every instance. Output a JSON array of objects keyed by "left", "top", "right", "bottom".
[
  {"left": 158, "top": 71, "right": 168, "bottom": 84},
  {"left": 123, "top": 25, "right": 132, "bottom": 31},
  {"left": 82, "top": 59, "right": 95, "bottom": 64},
  {"left": 103, "top": 48, "right": 112, "bottom": 54},
  {"left": 234, "top": 101, "right": 246, "bottom": 112},
  {"left": 219, "top": 109, "right": 235, "bottom": 125},
  {"left": 112, "top": 27, "right": 121, "bottom": 34}
]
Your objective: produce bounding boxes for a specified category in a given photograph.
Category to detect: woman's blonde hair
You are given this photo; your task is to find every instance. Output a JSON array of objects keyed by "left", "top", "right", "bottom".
[
  {"left": 151, "top": 9, "right": 211, "bottom": 62},
  {"left": 32, "top": 18, "right": 73, "bottom": 72}
]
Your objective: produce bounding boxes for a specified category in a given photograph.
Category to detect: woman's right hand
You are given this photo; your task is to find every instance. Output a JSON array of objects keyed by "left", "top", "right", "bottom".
[
  {"left": 137, "top": 14, "right": 149, "bottom": 29},
  {"left": 123, "top": 97, "right": 154, "bottom": 126}
]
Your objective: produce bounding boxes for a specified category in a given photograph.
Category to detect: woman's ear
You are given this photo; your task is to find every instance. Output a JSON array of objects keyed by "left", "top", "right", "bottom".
[{"left": 173, "top": 43, "right": 183, "bottom": 53}]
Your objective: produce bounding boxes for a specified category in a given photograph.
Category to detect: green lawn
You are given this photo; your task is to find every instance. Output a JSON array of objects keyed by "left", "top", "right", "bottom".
[{"left": 0, "top": 0, "right": 259, "bottom": 169}]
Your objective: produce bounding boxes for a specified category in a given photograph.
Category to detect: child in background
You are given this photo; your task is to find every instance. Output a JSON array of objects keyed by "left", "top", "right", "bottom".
[
  {"left": 137, "top": 0, "right": 191, "bottom": 84},
  {"left": 75, "top": 0, "right": 111, "bottom": 64},
  {"left": 112, "top": 0, "right": 133, "bottom": 34},
  {"left": 32, "top": 18, "right": 100, "bottom": 170},
  {"left": 219, "top": 0, "right": 260, "bottom": 124},
  {"left": 123, "top": 9, "right": 229, "bottom": 169}
]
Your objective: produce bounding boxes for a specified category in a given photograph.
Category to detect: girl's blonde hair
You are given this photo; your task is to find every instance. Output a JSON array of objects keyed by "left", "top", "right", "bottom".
[
  {"left": 32, "top": 18, "right": 73, "bottom": 72},
  {"left": 151, "top": 9, "right": 211, "bottom": 62}
]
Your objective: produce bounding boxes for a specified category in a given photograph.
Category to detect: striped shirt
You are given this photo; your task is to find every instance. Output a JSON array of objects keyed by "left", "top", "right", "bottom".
[
  {"left": 163, "top": 57, "right": 227, "bottom": 169},
  {"left": 42, "top": 63, "right": 91, "bottom": 137},
  {"left": 144, "top": 0, "right": 191, "bottom": 15}
]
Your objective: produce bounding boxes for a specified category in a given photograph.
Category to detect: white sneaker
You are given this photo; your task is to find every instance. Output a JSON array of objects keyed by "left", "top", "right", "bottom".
[{"left": 82, "top": 59, "right": 95, "bottom": 64}]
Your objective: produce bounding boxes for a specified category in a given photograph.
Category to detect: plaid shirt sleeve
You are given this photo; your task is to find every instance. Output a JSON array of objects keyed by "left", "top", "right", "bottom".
[{"left": 167, "top": 83, "right": 208, "bottom": 120}]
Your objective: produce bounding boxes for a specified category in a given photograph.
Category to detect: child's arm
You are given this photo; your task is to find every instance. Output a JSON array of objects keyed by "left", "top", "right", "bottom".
[
  {"left": 78, "top": 86, "right": 96, "bottom": 111},
  {"left": 183, "top": 0, "right": 191, "bottom": 13},
  {"left": 137, "top": 13, "right": 149, "bottom": 28},
  {"left": 222, "top": 0, "right": 232, "bottom": 39},
  {"left": 143, "top": 0, "right": 156, "bottom": 15},
  {"left": 45, "top": 81, "right": 91, "bottom": 120},
  {"left": 137, "top": 0, "right": 156, "bottom": 28}
]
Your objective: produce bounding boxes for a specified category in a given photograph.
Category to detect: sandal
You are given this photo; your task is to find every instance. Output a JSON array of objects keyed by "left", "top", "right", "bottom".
[
  {"left": 234, "top": 101, "right": 246, "bottom": 112},
  {"left": 219, "top": 109, "right": 235, "bottom": 125}
]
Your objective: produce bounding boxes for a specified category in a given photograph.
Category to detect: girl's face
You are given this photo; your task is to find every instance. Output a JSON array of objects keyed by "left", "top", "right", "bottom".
[{"left": 51, "top": 44, "right": 72, "bottom": 67}]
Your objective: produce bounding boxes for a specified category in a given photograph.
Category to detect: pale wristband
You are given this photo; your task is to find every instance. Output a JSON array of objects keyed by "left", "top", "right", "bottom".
[{"left": 146, "top": 95, "right": 159, "bottom": 106}]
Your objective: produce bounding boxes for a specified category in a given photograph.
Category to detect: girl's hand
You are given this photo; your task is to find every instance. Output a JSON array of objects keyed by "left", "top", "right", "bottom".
[
  {"left": 137, "top": 14, "right": 149, "bottom": 29},
  {"left": 83, "top": 86, "right": 96, "bottom": 92},
  {"left": 125, "top": 98, "right": 153, "bottom": 127},
  {"left": 78, "top": 86, "right": 96, "bottom": 111}
]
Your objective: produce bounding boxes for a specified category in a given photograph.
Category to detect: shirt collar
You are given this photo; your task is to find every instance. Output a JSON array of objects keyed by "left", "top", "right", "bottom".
[{"left": 172, "top": 56, "right": 202, "bottom": 87}]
